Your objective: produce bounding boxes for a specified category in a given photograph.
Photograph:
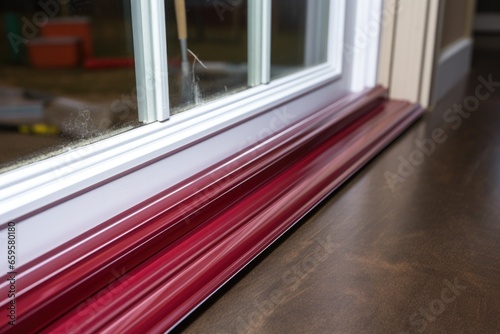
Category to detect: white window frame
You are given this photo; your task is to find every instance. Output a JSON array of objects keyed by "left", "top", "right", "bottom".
[
  {"left": 0, "top": 0, "right": 350, "bottom": 266},
  {"left": 248, "top": 0, "right": 272, "bottom": 86},
  {"left": 131, "top": 0, "right": 170, "bottom": 123}
]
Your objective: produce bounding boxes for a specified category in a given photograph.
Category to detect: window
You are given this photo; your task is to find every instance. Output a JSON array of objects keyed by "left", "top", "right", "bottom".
[
  {"left": 1, "top": 0, "right": 335, "bottom": 173},
  {"left": 1, "top": 0, "right": 349, "bottom": 266}
]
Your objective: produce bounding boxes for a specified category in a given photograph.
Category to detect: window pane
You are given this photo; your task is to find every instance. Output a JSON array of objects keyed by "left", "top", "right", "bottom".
[
  {"left": 271, "top": 0, "right": 330, "bottom": 79},
  {"left": 0, "top": 1, "right": 138, "bottom": 172},
  {"left": 165, "top": 0, "right": 248, "bottom": 115}
]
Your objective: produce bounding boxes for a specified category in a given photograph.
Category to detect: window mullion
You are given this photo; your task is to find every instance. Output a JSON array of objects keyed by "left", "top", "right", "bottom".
[
  {"left": 131, "top": 0, "right": 170, "bottom": 123},
  {"left": 248, "top": 0, "right": 272, "bottom": 87}
]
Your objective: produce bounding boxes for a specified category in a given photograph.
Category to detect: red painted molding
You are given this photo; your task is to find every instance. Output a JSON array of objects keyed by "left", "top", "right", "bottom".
[{"left": 0, "top": 87, "right": 423, "bottom": 333}]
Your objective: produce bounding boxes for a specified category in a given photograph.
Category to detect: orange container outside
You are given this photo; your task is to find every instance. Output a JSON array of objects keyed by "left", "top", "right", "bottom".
[
  {"left": 27, "top": 37, "right": 81, "bottom": 68},
  {"left": 40, "top": 17, "right": 93, "bottom": 59}
]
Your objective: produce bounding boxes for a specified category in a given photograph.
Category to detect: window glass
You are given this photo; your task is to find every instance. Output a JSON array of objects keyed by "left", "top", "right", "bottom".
[
  {"left": 0, "top": 1, "right": 138, "bottom": 172},
  {"left": 165, "top": 0, "right": 248, "bottom": 115},
  {"left": 0, "top": 0, "right": 332, "bottom": 173},
  {"left": 271, "top": 0, "right": 330, "bottom": 79}
]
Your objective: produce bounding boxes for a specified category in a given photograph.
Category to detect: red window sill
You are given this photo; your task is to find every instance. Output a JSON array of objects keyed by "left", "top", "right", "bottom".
[{"left": 0, "top": 86, "right": 423, "bottom": 333}]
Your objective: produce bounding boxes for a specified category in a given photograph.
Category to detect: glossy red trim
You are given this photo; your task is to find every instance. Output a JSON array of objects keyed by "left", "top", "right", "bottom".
[{"left": 0, "top": 87, "right": 423, "bottom": 333}]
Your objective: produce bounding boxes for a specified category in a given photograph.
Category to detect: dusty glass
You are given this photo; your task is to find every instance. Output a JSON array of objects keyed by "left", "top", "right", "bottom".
[
  {"left": 0, "top": 1, "right": 139, "bottom": 172},
  {"left": 165, "top": 0, "right": 248, "bottom": 114}
]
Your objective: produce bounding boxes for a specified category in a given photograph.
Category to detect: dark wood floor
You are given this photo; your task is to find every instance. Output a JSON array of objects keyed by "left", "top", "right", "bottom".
[{"left": 175, "top": 50, "right": 500, "bottom": 334}]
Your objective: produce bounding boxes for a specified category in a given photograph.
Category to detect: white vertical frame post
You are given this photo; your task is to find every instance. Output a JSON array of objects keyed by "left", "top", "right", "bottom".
[
  {"left": 351, "top": 0, "right": 371, "bottom": 92},
  {"left": 131, "top": 0, "right": 170, "bottom": 123},
  {"left": 351, "top": 0, "right": 383, "bottom": 92},
  {"left": 248, "top": 0, "right": 271, "bottom": 87},
  {"left": 365, "top": 0, "right": 383, "bottom": 88}
]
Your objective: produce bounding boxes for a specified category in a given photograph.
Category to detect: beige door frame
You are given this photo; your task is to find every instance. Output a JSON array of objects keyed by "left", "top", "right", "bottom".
[
  {"left": 378, "top": 0, "right": 443, "bottom": 108},
  {"left": 380, "top": 0, "right": 477, "bottom": 109}
]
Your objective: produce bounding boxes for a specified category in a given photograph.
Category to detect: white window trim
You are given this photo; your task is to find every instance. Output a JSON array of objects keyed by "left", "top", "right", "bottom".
[{"left": 351, "top": 0, "right": 383, "bottom": 92}]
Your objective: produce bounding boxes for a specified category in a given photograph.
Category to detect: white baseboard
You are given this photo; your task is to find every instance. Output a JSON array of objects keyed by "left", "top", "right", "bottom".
[{"left": 433, "top": 38, "right": 473, "bottom": 103}]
